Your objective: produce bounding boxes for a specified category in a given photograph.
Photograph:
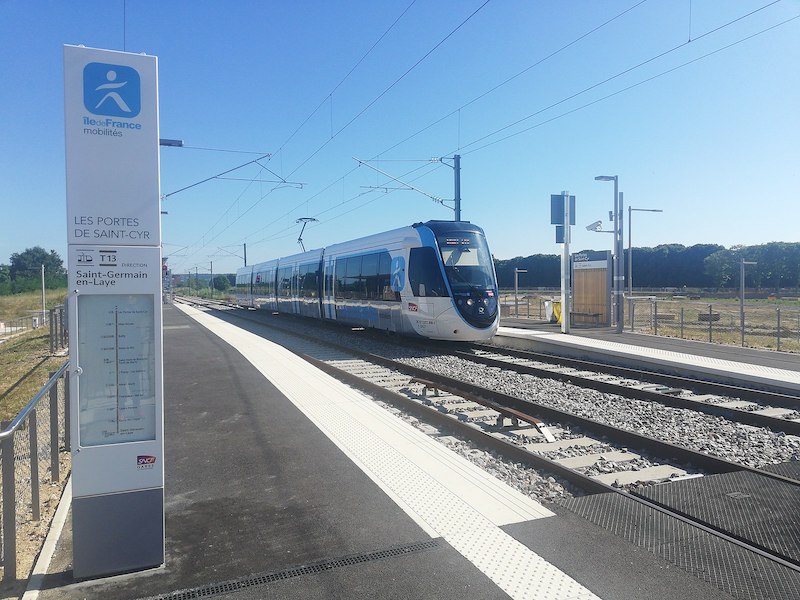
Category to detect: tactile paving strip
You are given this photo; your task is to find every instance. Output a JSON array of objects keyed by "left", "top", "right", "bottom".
[
  {"left": 181, "top": 304, "right": 600, "bottom": 600},
  {"left": 560, "top": 492, "right": 800, "bottom": 600},
  {"left": 635, "top": 471, "right": 800, "bottom": 565}
]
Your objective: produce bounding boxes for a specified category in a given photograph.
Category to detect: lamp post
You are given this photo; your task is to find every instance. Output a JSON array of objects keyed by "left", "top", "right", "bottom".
[
  {"left": 41, "top": 264, "right": 46, "bottom": 326},
  {"left": 740, "top": 258, "right": 757, "bottom": 346},
  {"left": 628, "top": 207, "right": 663, "bottom": 298},
  {"left": 595, "top": 175, "right": 623, "bottom": 333},
  {"left": 514, "top": 268, "right": 527, "bottom": 317}
]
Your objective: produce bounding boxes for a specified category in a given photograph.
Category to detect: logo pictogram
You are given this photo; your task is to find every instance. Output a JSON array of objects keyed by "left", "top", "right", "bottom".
[
  {"left": 137, "top": 455, "right": 157, "bottom": 470},
  {"left": 390, "top": 256, "right": 405, "bottom": 292},
  {"left": 83, "top": 62, "right": 141, "bottom": 118}
]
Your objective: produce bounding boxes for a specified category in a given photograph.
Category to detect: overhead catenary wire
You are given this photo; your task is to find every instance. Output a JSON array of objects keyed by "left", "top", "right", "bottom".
[
  {"left": 283, "top": 0, "right": 492, "bottom": 181},
  {"left": 446, "top": 0, "right": 786, "bottom": 156},
  {"left": 273, "top": 0, "right": 419, "bottom": 156},
  {"left": 245, "top": 0, "right": 791, "bottom": 256},
  {"left": 170, "top": 1, "right": 430, "bottom": 269},
  {"left": 171, "top": 2, "right": 493, "bottom": 271},
  {"left": 456, "top": 10, "right": 800, "bottom": 157},
  {"left": 224, "top": 0, "right": 657, "bottom": 256},
  {"left": 162, "top": 153, "right": 271, "bottom": 199},
  {"left": 376, "top": 0, "right": 651, "bottom": 159},
  {"left": 170, "top": 2, "right": 793, "bottom": 273},
  {"left": 244, "top": 161, "right": 447, "bottom": 249}
]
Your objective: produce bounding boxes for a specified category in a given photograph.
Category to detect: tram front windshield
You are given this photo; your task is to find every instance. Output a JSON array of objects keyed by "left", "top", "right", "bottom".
[{"left": 436, "top": 232, "right": 496, "bottom": 291}]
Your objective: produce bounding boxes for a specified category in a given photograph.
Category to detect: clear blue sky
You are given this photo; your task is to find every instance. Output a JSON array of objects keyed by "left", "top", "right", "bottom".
[{"left": 2, "top": 1, "right": 798, "bottom": 276}]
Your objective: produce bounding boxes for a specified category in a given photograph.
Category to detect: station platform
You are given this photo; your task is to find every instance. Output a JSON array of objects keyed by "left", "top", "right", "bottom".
[
  {"left": 496, "top": 318, "right": 800, "bottom": 396},
  {"left": 24, "top": 305, "right": 746, "bottom": 600}
]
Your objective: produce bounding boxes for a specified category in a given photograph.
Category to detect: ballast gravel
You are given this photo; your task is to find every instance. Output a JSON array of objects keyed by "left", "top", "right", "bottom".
[
  {"left": 245, "top": 313, "right": 800, "bottom": 499},
  {"left": 393, "top": 354, "right": 800, "bottom": 469}
]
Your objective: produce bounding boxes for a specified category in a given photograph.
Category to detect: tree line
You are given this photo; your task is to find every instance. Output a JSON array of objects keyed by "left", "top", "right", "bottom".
[
  {"left": 0, "top": 247, "right": 67, "bottom": 295},
  {"left": 494, "top": 242, "right": 800, "bottom": 292},
  {"left": 3, "top": 242, "right": 799, "bottom": 296}
]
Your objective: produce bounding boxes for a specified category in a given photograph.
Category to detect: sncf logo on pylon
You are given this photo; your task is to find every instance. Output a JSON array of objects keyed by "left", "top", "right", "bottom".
[
  {"left": 137, "top": 455, "right": 157, "bottom": 470},
  {"left": 83, "top": 62, "right": 141, "bottom": 118}
]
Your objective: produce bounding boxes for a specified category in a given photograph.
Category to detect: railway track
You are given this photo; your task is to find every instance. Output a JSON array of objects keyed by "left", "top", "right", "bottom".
[
  {"left": 175, "top": 296, "right": 800, "bottom": 571},
  {"left": 429, "top": 343, "right": 800, "bottom": 434}
]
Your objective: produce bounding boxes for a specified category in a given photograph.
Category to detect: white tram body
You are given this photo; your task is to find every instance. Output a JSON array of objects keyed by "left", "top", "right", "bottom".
[{"left": 235, "top": 221, "right": 499, "bottom": 341}]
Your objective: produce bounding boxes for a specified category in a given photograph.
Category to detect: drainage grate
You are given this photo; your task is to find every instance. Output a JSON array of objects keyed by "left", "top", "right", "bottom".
[{"left": 139, "top": 539, "right": 440, "bottom": 600}]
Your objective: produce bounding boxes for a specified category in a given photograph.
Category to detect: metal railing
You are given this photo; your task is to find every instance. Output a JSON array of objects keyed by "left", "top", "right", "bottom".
[
  {"left": 48, "top": 306, "right": 68, "bottom": 353},
  {"left": 1, "top": 361, "right": 70, "bottom": 581},
  {"left": 0, "top": 314, "right": 43, "bottom": 339}
]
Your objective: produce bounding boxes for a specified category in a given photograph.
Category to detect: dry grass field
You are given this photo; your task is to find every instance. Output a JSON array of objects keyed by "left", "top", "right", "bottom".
[{"left": 501, "top": 291, "right": 800, "bottom": 353}]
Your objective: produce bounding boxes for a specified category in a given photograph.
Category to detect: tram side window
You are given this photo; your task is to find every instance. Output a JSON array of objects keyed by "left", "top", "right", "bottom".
[
  {"left": 334, "top": 259, "right": 345, "bottom": 300},
  {"left": 325, "top": 263, "right": 333, "bottom": 298},
  {"left": 333, "top": 252, "right": 399, "bottom": 301},
  {"left": 299, "top": 263, "right": 319, "bottom": 298},
  {"left": 334, "top": 257, "right": 355, "bottom": 300},
  {"left": 297, "top": 265, "right": 305, "bottom": 297},
  {"left": 378, "top": 251, "right": 397, "bottom": 301},
  {"left": 345, "top": 256, "right": 364, "bottom": 299},
  {"left": 260, "top": 268, "right": 275, "bottom": 296},
  {"left": 278, "top": 266, "right": 292, "bottom": 297},
  {"left": 253, "top": 270, "right": 265, "bottom": 295},
  {"left": 361, "top": 253, "right": 380, "bottom": 300},
  {"left": 409, "top": 247, "right": 446, "bottom": 297}
]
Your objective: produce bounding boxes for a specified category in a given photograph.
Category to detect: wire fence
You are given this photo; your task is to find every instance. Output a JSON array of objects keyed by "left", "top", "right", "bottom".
[
  {"left": 0, "top": 362, "right": 70, "bottom": 581},
  {"left": 499, "top": 292, "right": 800, "bottom": 353},
  {"left": 0, "top": 305, "right": 67, "bottom": 353},
  {"left": 0, "top": 314, "right": 43, "bottom": 339},
  {"left": 627, "top": 298, "right": 800, "bottom": 352}
]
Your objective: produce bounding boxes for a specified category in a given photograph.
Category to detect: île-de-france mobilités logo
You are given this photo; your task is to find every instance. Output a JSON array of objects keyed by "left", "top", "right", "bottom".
[{"left": 83, "top": 62, "right": 141, "bottom": 118}]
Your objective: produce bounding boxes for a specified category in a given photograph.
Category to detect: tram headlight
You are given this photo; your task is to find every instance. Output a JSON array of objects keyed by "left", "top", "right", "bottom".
[{"left": 466, "top": 298, "right": 474, "bottom": 306}]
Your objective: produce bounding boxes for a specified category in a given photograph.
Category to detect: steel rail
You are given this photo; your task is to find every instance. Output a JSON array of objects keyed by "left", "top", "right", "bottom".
[
  {"left": 472, "top": 342, "right": 800, "bottom": 408},
  {"left": 446, "top": 348, "right": 800, "bottom": 436}
]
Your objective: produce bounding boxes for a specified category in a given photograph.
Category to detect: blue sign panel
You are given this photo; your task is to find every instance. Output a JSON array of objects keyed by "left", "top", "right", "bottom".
[
  {"left": 550, "top": 194, "right": 576, "bottom": 225},
  {"left": 83, "top": 62, "right": 141, "bottom": 118}
]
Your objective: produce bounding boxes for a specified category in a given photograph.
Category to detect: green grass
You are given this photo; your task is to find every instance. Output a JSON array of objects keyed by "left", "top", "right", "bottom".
[
  {"left": 0, "top": 288, "right": 68, "bottom": 422},
  {"left": 0, "top": 330, "right": 65, "bottom": 422}
]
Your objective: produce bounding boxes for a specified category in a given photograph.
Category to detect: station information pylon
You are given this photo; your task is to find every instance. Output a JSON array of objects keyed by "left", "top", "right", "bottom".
[{"left": 64, "top": 44, "right": 165, "bottom": 580}]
